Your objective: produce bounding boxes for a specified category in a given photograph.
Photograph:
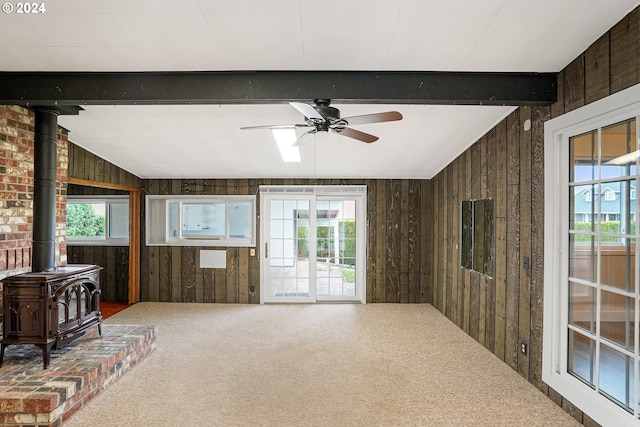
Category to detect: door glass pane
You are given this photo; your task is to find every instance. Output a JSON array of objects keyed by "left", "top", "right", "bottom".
[
  {"left": 569, "top": 235, "right": 595, "bottom": 282},
  {"left": 569, "top": 281, "right": 595, "bottom": 333},
  {"left": 600, "top": 290, "right": 635, "bottom": 351},
  {"left": 599, "top": 344, "right": 635, "bottom": 411},
  {"left": 570, "top": 131, "right": 597, "bottom": 183},
  {"left": 571, "top": 184, "right": 595, "bottom": 231},
  {"left": 568, "top": 330, "right": 595, "bottom": 387},
  {"left": 600, "top": 237, "right": 634, "bottom": 292},
  {"left": 316, "top": 199, "right": 356, "bottom": 297},
  {"left": 601, "top": 119, "right": 637, "bottom": 179},
  {"left": 269, "top": 199, "right": 310, "bottom": 297}
]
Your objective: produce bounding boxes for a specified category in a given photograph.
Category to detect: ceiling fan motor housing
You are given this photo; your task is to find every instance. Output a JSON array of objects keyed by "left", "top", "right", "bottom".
[{"left": 313, "top": 98, "right": 340, "bottom": 121}]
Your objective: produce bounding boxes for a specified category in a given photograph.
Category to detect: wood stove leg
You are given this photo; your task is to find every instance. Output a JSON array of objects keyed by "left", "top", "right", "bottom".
[
  {"left": 41, "top": 344, "right": 51, "bottom": 369},
  {"left": 0, "top": 344, "right": 6, "bottom": 368},
  {"left": 98, "top": 322, "right": 103, "bottom": 338}
]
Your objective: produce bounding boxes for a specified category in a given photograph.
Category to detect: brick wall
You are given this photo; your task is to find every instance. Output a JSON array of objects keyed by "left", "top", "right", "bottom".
[{"left": 0, "top": 105, "right": 69, "bottom": 281}]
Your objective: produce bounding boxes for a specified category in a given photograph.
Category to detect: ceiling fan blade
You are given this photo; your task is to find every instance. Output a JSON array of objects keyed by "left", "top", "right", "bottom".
[
  {"left": 293, "top": 129, "right": 316, "bottom": 146},
  {"left": 240, "top": 123, "right": 310, "bottom": 130},
  {"left": 332, "top": 127, "right": 379, "bottom": 143},
  {"left": 340, "top": 111, "right": 402, "bottom": 126},
  {"left": 289, "top": 102, "right": 325, "bottom": 121}
]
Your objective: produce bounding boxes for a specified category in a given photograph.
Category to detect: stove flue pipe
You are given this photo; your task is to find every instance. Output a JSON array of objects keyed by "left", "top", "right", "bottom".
[{"left": 31, "top": 107, "right": 59, "bottom": 272}]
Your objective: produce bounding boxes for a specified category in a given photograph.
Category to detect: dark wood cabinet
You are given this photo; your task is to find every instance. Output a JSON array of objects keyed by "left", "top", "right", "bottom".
[{"left": 0, "top": 264, "right": 103, "bottom": 369}]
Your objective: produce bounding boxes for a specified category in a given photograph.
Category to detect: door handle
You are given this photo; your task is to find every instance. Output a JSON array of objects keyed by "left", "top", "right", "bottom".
[{"left": 265, "top": 242, "right": 268, "bottom": 259}]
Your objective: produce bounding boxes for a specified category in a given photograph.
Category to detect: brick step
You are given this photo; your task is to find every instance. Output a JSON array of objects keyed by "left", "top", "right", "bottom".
[{"left": 0, "top": 325, "right": 157, "bottom": 426}]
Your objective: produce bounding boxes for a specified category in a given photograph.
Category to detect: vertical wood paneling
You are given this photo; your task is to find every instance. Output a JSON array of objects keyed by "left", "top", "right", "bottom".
[
  {"left": 408, "top": 180, "right": 420, "bottom": 303},
  {"left": 505, "top": 110, "right": 521, "bottom": 371},
  {"left": 494, "top": 120, "right": 508, "bottom": 362},
  {"left": 366, "top": 180, "right": 377, "bottom": 302},
  {"left": 182, "top": 247, "right": 197, "bottom": 302},
  {"left": 551, "top": 70, "right": 566, "bottom": 119},
  {"left": 585, "top": 33, "right": 610, "bottom": 104},
  {"left": 436, "top": 174, "right": 445, "bottom": 310},
  {"left": 443, "top": 168, "right": 451, "bottom": 318},
  {"left": 115, "top": 246, "right": 128, "bottom": 301},
  {"left": 462, "top": 150, "right": 472, "bottom": 334},
  {"left": 159, "top": 246, "right": 171, "bottom": 302},
  {"left": 610, "top": 7, "right": 640, "bottom": 94},
  {"left": 400, "top": 180, "right": 409, "bottom": 303},
  {"left": 420, "top": 180, "right": 431, "bottom": 303},
  {"left": 518, "top": 106, "right": 532, "bottom": 379},
  {"left": 468, "top": 142, "right": 481, "bottom": 341},
  {"left": 530, "top": 106, "right": 551, "bottom": 392},
  {"left": 564, "top": 55, "right": 586, "bottom": 112},
  {"left": 386, "top": 180, "right": 401, "bottom": 302},
  {"left": 375, "top": 181, "right": 387, "bottom": 303},
  {"left": 449, "top": 159, "right": 459, "bottom": 324},
  {"left": 485, "top": 130, "right": 497, "bottom": 353}
]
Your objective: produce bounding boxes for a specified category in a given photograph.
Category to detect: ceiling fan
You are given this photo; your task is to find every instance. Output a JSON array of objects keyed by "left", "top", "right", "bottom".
[{"left": 241, "top": 99, "right": 402, "bottom": 144}]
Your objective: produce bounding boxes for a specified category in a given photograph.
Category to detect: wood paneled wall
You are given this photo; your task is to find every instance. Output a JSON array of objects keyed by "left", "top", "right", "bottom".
[
  {"left": 141, "top": 179, "right": 431, "bottom": 304},
  {"left": 429, "top": 7, "right": 639, "bottom": 425},
  {"left": 67, "top": 143, "right": 142, "bottom": 302}
]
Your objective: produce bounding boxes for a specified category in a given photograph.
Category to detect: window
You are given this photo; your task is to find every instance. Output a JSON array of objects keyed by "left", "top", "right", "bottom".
[
  {"left": 146, "top": 195, "right": 255, "bottom": 247},
  {"left": 66, "top": 196, "right": 129, "bottom": 246},
  {"left": 544, "top": 83, "right": 640, "bottom": 426}
]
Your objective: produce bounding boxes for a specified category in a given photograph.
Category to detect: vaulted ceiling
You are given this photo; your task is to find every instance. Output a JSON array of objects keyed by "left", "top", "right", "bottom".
[{"left": 1, "top": 0, "right": 638, "bottom": 179}]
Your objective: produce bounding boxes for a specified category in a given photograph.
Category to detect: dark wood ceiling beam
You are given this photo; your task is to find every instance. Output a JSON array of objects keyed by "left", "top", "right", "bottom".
[{"left": 0, "top": 70, "right": 556, "bottom": 107}]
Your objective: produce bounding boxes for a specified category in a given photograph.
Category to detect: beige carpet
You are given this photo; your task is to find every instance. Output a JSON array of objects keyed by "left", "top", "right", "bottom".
[{"left": 64, "top": 303, "right": 579, "bottom": 427}]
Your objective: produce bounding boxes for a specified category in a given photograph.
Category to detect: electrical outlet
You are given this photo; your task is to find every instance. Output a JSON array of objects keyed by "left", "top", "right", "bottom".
[
  {"left": 250, "top": 248, "right": 255, "bottom": 256},
  {"left": 520, "top": 342, "right": 528, "bottom": 355}
]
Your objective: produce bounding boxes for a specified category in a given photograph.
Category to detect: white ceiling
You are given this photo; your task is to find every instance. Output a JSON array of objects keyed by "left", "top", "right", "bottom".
[{"left": 2, "top": 0, "right": 639, "bottom": 179}]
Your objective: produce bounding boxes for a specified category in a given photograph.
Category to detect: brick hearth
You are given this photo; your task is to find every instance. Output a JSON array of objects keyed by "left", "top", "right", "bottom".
[{"left": 0, "top": 325, "right": 156, "bottom": 426}]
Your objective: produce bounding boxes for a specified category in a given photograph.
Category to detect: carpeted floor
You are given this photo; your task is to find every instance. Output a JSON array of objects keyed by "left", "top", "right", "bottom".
[{"left": 64, "top": 303, "right": 580, "bottom": 427}]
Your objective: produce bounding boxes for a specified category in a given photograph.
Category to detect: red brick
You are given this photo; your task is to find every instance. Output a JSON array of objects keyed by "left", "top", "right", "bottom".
[
  {"left": 22, "top": 247, "right": 29, "bottom": 267},
  {"left": 0, "top": 393, "right": 23, "bottom": 412},
  {"left": 14, "top": 248, "right": 22, "bottom": 268},
  {"left": 22, "top": 393, "right": 59, "bottom": 412},
  {"left": 7, "top": 249, "right": 15, "bottom": 269}
]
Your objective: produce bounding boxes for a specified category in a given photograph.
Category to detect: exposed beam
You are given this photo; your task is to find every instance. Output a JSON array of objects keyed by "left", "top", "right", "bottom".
[{"left": 0, "top": 71, "right": 556, "bottom": 107}]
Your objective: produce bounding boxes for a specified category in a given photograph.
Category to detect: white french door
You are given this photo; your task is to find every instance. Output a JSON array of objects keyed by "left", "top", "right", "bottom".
[{"left": 260, "top": 186, "right": 366, "bottom": 303}]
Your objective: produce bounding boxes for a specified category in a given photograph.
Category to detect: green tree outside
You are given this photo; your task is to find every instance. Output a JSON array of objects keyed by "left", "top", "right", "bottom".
[{"left": 67, "top": 203, "right": 105, "bottom": 237}]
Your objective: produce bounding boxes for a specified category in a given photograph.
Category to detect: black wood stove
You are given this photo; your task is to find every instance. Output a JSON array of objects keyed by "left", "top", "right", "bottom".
[{"left": 0, "top": 264, "right": 102, "bottom": 369}]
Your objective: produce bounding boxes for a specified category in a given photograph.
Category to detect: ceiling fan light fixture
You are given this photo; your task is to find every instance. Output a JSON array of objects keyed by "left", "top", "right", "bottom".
[{"left": 271, "top": 128, "right": 301, "bottom": 163}]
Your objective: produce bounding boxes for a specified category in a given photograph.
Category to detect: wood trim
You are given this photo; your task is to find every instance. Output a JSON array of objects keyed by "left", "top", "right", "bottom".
[
  {"left": 128, "top": 191, "right": 141, "bottom": 303},
  {"left": 68, "top": 177, "right": 141, "bottom": 193},
  {"left": 68, "top": 176, "right": 142, "bottom": 303}
]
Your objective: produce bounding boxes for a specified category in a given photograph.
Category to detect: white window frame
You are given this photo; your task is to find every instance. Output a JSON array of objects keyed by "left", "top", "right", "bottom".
[
  {"left": 145, "top": 195, "right": 256, "bottom": 247},
  {"left": 544, "top": 83, "right": 640, "bottom": 427},
  {"left": 67, "top": 195, "right": 130, "bottom": 246}
]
